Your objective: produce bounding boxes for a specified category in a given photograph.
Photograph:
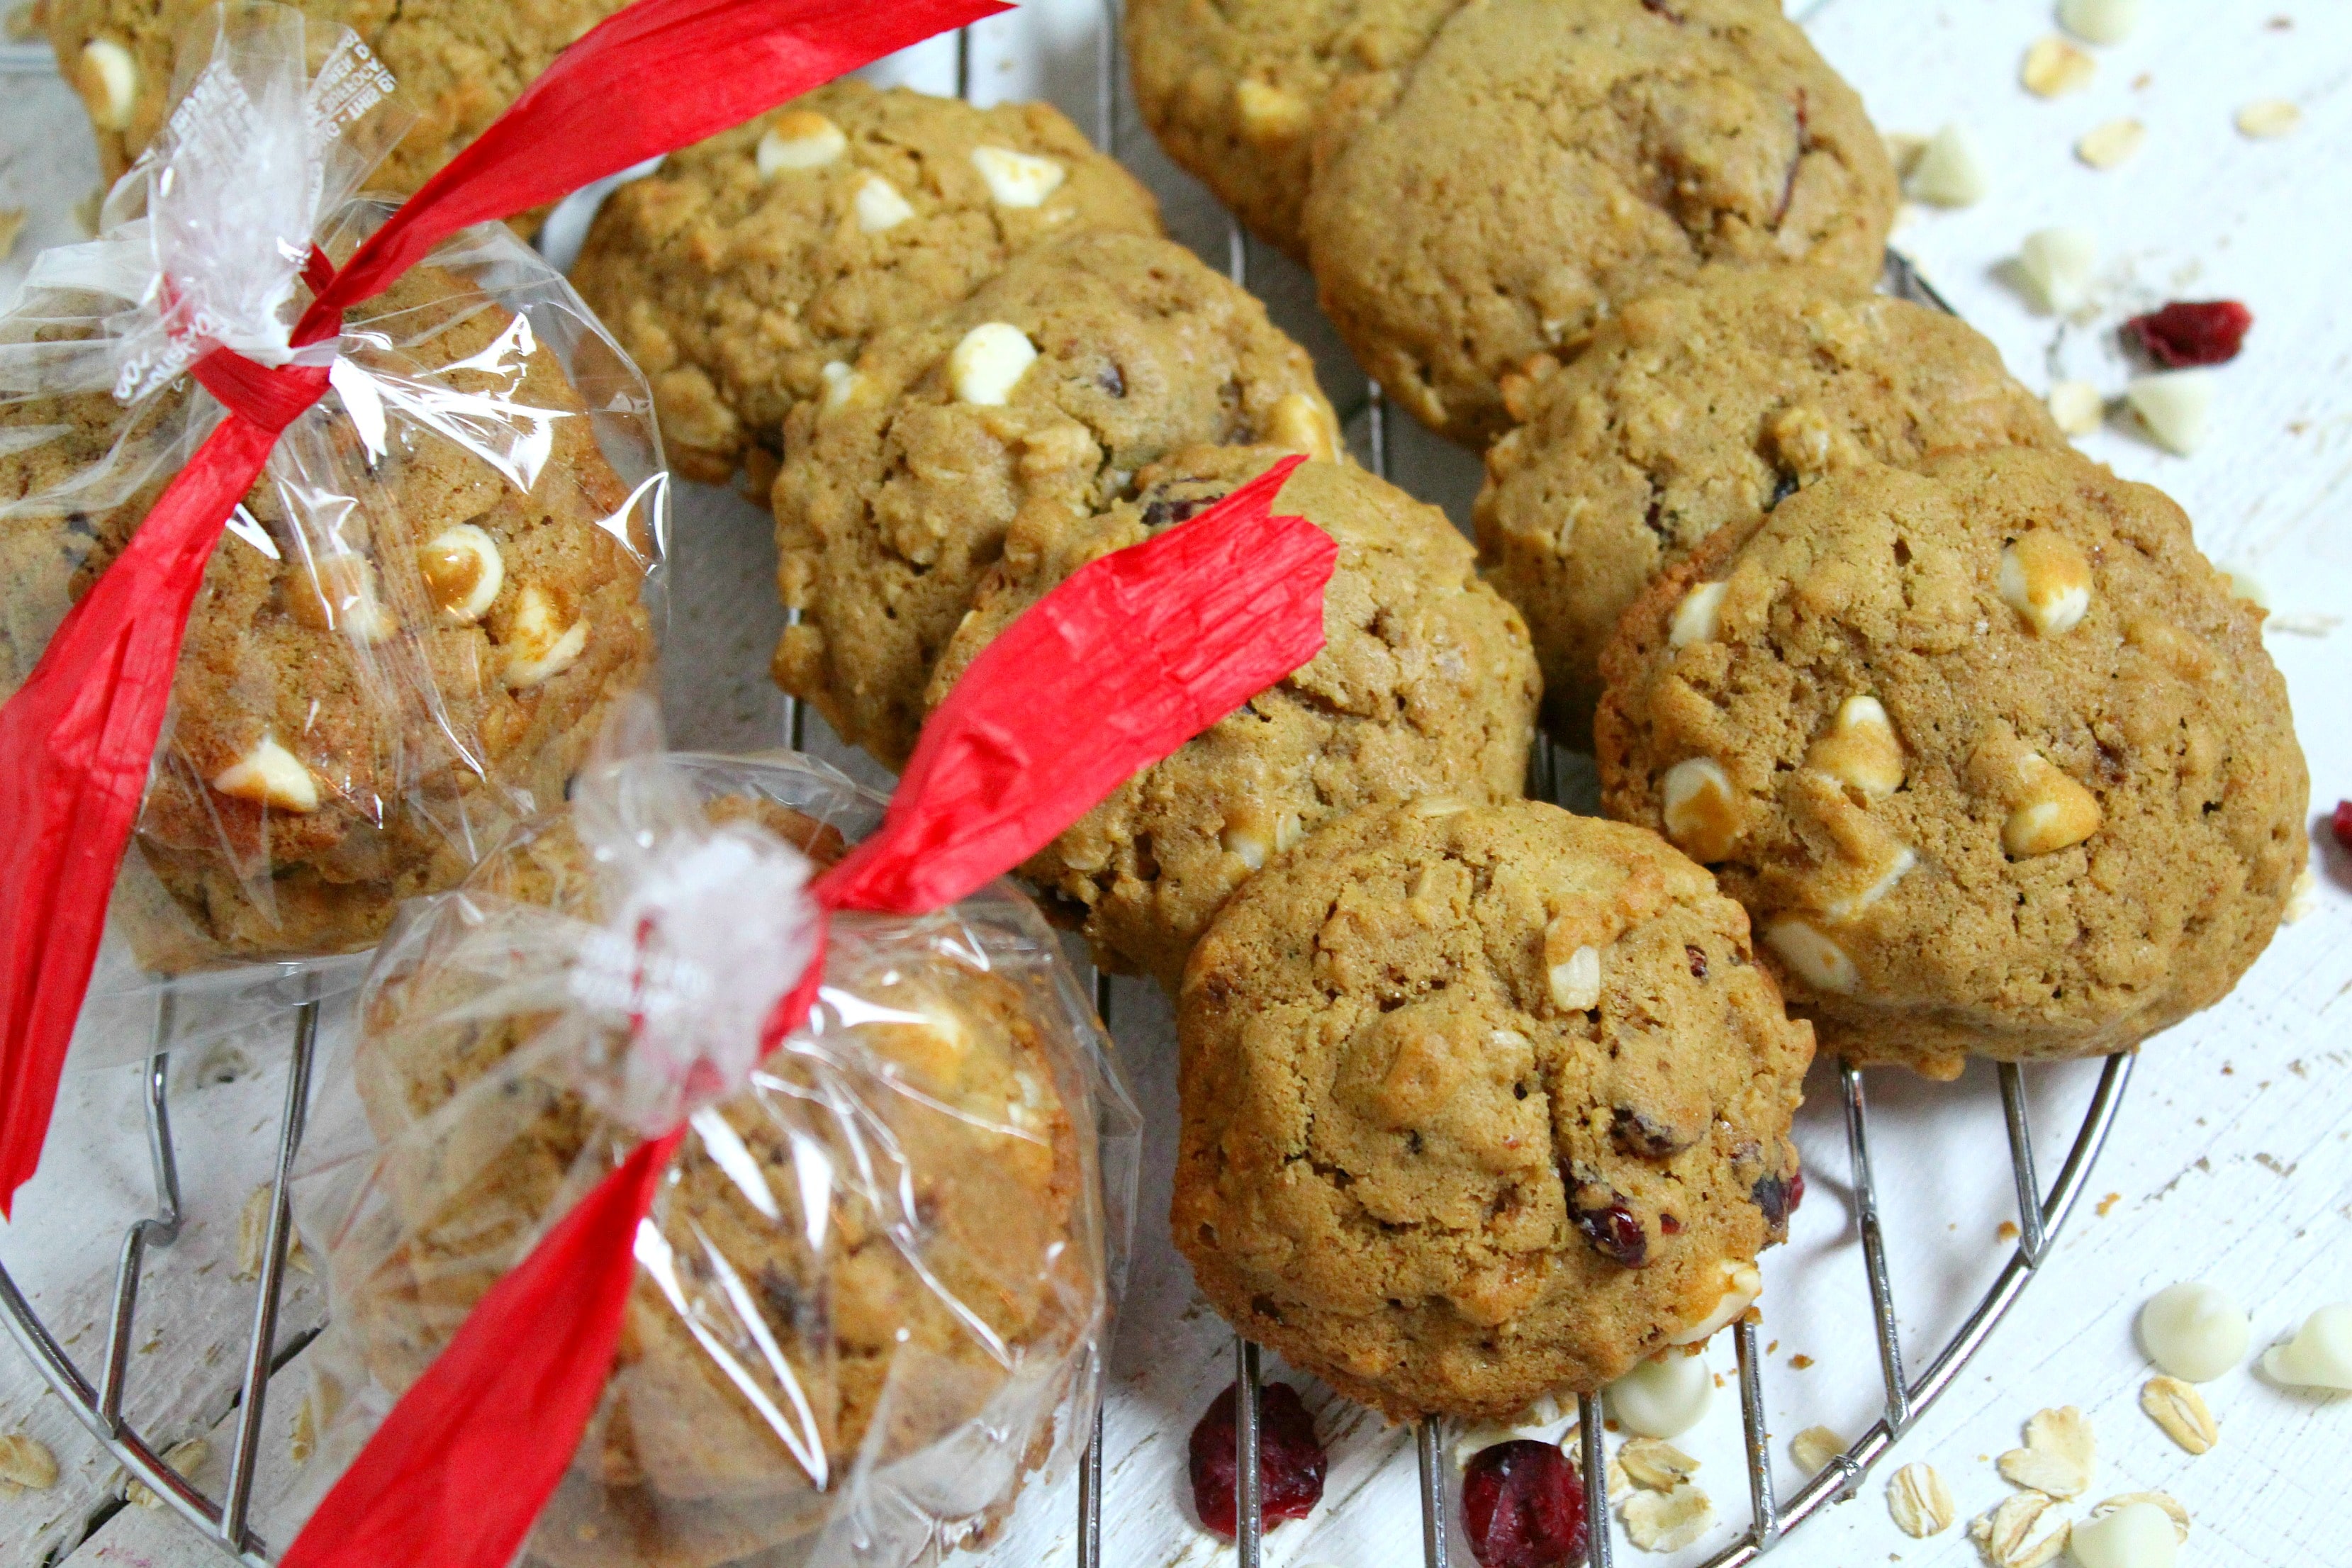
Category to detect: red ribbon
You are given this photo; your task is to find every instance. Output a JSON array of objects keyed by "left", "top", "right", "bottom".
[
  {"left": 279, "top": 460, "right": 1334, "bottom": 1568},
  {"left": 0, "top": 0, "right": 1008, "bottom": 1216}
]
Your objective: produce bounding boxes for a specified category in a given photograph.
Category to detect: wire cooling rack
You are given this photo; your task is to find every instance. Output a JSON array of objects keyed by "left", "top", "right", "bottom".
[{"left": 0, "top": 9, "right": 2138, "bottom": 1567}]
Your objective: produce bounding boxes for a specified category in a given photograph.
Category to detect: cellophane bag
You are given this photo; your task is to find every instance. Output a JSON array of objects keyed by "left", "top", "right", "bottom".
[
  {"left": 281, "top": 734, "right": 1141, "bottom": 1568},
  {"left": 0, "top": 6, "right": 666, "bottom": 980}
]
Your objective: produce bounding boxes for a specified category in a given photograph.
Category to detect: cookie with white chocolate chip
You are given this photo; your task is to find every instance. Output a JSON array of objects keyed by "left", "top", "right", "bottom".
[
  {"left": 572, "top": 81, "right": 1163, "bottom": 483},
  {"left": 0, "top": 266, "right": 657, "bottom": 969},
  {"left": 1595, "top": 447, "right": 2307, "bottom": 1078},
  {"left": 1173, "top": 797, "right": 1813, "bottom": 1421},
  {"left": 771, "top": 229, "right": 1340, "bottom": 770},
  {"left": 1475, "top": 268, "right": 2066, "bottom": 743},
  {"left": 925, "top": 445, "right": 1541, "bottom": 989}
]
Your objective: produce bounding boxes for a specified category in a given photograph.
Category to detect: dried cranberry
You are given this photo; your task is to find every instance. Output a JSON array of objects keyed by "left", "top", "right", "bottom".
[
  {"left": 1788, "top": 1167, "right": 1806, "bottom": 1213},
  {"left": 1462, "top": 1440, "right": 1589, "bottom": 1568},
  {"left": 2334, "top": 799, "right": 2352, "bottom": 853},
  {"left": 1568, "top": 1179, "right": 1649, "bottom": 1267},
  {"left": 1187, "top": 1381, "right": 1327, "bottom": 1538},
  {"left": 2124, "top": 300, "right": 2253, "bottom": 368},
  {"left": 1611, "top": 1107, "right": 1691, "bottom": 1160},
  {"left": 1753, "top": 1168, "right": 1799, "bottom": 1236}
]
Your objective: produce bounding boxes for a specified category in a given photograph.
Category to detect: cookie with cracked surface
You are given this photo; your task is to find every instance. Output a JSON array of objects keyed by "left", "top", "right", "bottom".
[
  {"left": 771, "top": 229, "right": 1340, "bottom": 769},
  {"left": 0, "top": 266, "right": 656, "bottom": 969},
  {"left": 1595, "top": 448, "right": 2308, "bottom": 1079},
  {"left": 1124, "top": 0, "right": 1467, "bottom": 260},
  {"left": 925, "top": 445, "right": 1540, "bottom": 989},
  {"left": 49, "top": 0, "right": 631, "bottom": 221},
  {"left": 572, "top": 81, "right": 1163, "bottom": 484},
  {"left": 1477, "top": 269, "right": 2064, "bottom": 743},
  {"left": 1303, "top": 0, "right": 1898, "bottom": 447},
  {"left": 1173, "top": 798, "right": 1813, "bottom": 1420}
]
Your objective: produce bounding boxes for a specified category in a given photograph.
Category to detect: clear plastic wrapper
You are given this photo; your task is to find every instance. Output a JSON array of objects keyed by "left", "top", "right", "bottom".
[
  {"left": 0, "top": 6, "right": 667, "bottom": 985},
  {"left": 281, "top": 737, "right": 1141, "bottom": 1568}
]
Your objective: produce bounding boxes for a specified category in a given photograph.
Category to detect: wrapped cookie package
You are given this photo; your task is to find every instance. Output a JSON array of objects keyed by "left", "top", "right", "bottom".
[
  {"left": 282, "top": 739, "right": 1140, "bottom": 1568},
  {"left": 0, "top": 5, "right": 666, "bottom": 980}
]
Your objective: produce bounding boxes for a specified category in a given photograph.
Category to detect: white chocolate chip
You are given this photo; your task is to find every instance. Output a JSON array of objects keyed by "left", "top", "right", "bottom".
[
  {"left": 2139, "top": 1377, "right": 2217, "bottom": 1455},
  {"left": 1886, "top": 1462, "right": 1954, "bottom": 1538},
  {"left": 2260, "top": 1303, "right": 2352, "bottom": 1389},
  {"left": 1820, "top": 844, "right": 1915, "bottom": 924},
  {"left": 2236, "top": 99, "right": 2302, "bottom": 139},
  {"left": 500, "top": 584, "right": 587, "bottom": 688},
  {"left": 1547, "top": 943, "right": 1601, "bottom": 1012},
  {"left": 1618, "top": 1438, "right": 1699, "bottom": 1492},
  {"left": 2048, "top": 380, "right": 2106, "bottom": 437},
  {"left": 77, "top": 38, "right": 138, "bottom": 130},
  {"left": 1998, "top": 1406, "right": 2095, "bottom": 1499},
  {"left": 1764, "top": 917, "right": 1857, "bottom": 995},
  {"left": 2059, "top": 0, "right": 2141, "bottom": 45},
  {"left": 819, "top": 359, "right": 861, "bottom": 410},
  {"left": 2021, "top": 36, "right": 2095, "bottom": 97},
  {"left": 1668, "top": 581, "right": 1727, "bottom": 649},
  {"left": 418, "top": 523, "right": 503, "bottom": 625},
  {"left": 756, "top": 110, "right": 846, "bottom": 176},
  {"left": 853, "top": 174, "right": 914, "bottom": 232},
  {"left": 1659, "top": 757, "right": 1742, "bottom": 862},
  {"left": 1234, "top": 78, "right": 1311, "bottom": 142},
  {"left": 2068, "top": 1501, "right": 2176, "bottom": 1568},
  {"left": 2127, "top": 371, "right": 2214, "bottom": 455},
  {"left": 1790, "top": 1426, "right": 1845, "bottom": 1474},
  {"left": 1620, "top": 1482, "right": 1715, "bottom": 1552},
  {"left": 969, "top": 145, "right": 1066, "bottom": 208},
  {"left": 289, "top": 554, "right": 396, "bottom": 643},
  {"left": 2019, "top": 228, "right": 2098, "bottom": 313},
  {"left": 1409, "top": 796, "right": 1471, "bottom": 818},
  {"left": 1265, "top": 391, "right": 1338, "bottom": 461},
  {"left": 1221, "top": 813, "right": 1270, "bottom": 870},
  {"left": 2004, "top": 754, "right": 2102, "bottom": 858},
  {"left": 2093, "top": 1493, "right": 2191, "bottom": 1545},
  {"left": 1999, "top": 529, "right": 2093, "bottom": 637},
  {"left": 2076, "top": 118, "right": 2146, "bottom": 170},
  {"left": 0, "top": 1433, "right": 57, "bottom": 1491},
  {"left": 1667, "top": 1260, "right": 1761, "bottom": 1346},
  {"left": 1971, "top": 1491, "right": 2070, "bottom": 1568},
  {"left": 213, "top": 737, "right": 320, "bottom": 814},
  {"left": 1906, "top": 123, "right": 1990, "bottom": 207},
  {"left": 1606, "top": 1352, "right": 1713, "bottom": 1439},
  {"left": 2138, "top": 1282, "right": 2250, "bottom": 1382},
  {"left": 1805, "top": 693, "right": 1905, "bottom": 796},
  {"left": 947, "top": 322, "right": 1037, "bottom": 406}
]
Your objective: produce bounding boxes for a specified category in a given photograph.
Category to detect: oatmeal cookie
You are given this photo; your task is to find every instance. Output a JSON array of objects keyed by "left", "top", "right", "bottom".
[
  {"left": 925, "top": 445, "right": 1540, "bottom": 989},
  {"left": 1173, "top": 798, "right": 1813, "bottom": 1421},
  {"left": 1303, "top": 0, "right": 1898, "bottom": 446},
  {"left": 572, "top": 81, "right": 1163, "bottom": 483},
  {"left": 1477, "top": 269, "right": 2063, "bottom": 741},
  {"left": 0, "top": 266, "right": 657, "bottom": 968},
  {"left": 771, "top": 229, "right": 1339, "bottom": 769},
  {"left": 1596, "top": 449, "right": 2309, "bottom": 1078}
]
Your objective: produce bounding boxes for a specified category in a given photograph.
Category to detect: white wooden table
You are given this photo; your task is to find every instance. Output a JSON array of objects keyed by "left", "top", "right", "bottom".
[{"left": 3, "top": 4, "right": 2347, "bottom": 1566}]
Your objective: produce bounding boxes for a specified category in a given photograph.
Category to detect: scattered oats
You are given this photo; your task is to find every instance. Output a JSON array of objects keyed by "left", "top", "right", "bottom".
[
  {"left": 1908, "top": 123, "right": 1991, "bottom": 206},
  {"left": 2093, "top": 1491, "right": 2191, "bottom": 1542},
  {"left": 126, "top": 1438, "right": 209, "bottom": 1508},
  {"left": 1608, "top": 1457, "right": 1631, "bottom": 1495},
  {"left": 1621, "top": 1482, "right": 1715, "bottom": 1552},
  {"left": 2266, "top": 611, "right": 2343, "bottom": 636},
  {"left": 1997, "top": 1406, "right": 2093, "bottom": 1499},
  {"left": 2059, "top": 0, "right": 2141, "bottom": 45},
  {"left": 2048, "top": 380, "right": 2105, "bottom": 436},
  {"left": 2139, "top": 1377, "right": 2217, "bottom": 1454},
  {"left": 290, "top": 1395, "right": 318, "bottom": 1467},
  {"left": 2126, "top": 371, "right": 2215, "bottom": 455},
  {"left": 2077, "top": 118, "right": 2147, "bottom": 170},
  {"left": 2236, "top": 99, "right": 2302, "bottom": 139},
  {"left": 1791, "top": 1426, "right": 1846, "bottom": 1474},
  {"left": 1619, "top": 1438, "right": 1700, "bottom": 1491},
  {"left": 1887, "top": 1462, "right": 1956, "bottom": 1538},
  {"left": 2284, "top": 866, "right": 2319, "bottom": 924},
  {"left": 1971, "top": 1491, "right": 2070, "bottom": 1568},
  {"left": 0, "top": 1432, "right": 58, "bottom": 1492},
  {"left": 2022, "top": 36, "right": 2096, "bottom": 97},
  {"left": 235, "top": 1185, "right": 272, "bottom": 1280}
]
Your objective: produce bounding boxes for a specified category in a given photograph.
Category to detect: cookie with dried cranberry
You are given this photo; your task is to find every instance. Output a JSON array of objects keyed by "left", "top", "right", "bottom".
[
  {"left": 1477, "top": 269, "right": 2064, "bottom": 742},
  {"left": 771, "top": 230, "right": 1340, "bottom": 770},
  {"left": 925, "top": 445, "right": 1540, "bottom": 989},
  {"left": 1173, "top": 798, "right": 1813, "bottom": 1421},
  {"left": 572, "top": 81, "right": 1163, "bottom": 483},
  {"left": 1303, "top": 0, "right": 1898, "bottom": 446},
  {"left": 1595, "top": 448, "right": 2308, "bottom": 1079}
]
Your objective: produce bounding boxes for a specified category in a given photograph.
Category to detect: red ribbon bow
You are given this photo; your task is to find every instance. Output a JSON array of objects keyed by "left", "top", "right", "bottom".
[
  {"left": 281, "top": 454, "right": 1333, "bottom": 1568},
  {"left": 0, "top": 0, "right": 1016, "bottom": 1215}
]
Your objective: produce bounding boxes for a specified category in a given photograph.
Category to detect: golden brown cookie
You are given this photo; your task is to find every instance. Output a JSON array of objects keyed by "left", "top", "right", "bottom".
[
  {"left": 771, "top": 229, "right": 1340, "bottom": 769},
  {"left": 1596, "top": 449, "right": 2309, "bottom": 1079},
  {"left": 925, "top": 445, "right": 1540, "bottom": 989},
  {"left": 47, "top": 0, "right": 630, "bottom": 213},
  {"left": 1124, "top": 0, "right": 1467, "bottom": 260},
  {"left": 349, "top": 793, "right": 1093, "bottom": 1568},
  {"left": 1303, "top": 0, "right": 1898, "bottom": 447},
  {"left": 0, "top": 267, "right": 656, "bottom": 970},
  {"left": 1173, "top": 798, "right": 1813, "bottom": 1421},
  {"left": 571, "top": 81, "right": 1163, "bottom": 483},
  {"left": 1477, "top": 269, "right": 2064, "bottom": 742}
]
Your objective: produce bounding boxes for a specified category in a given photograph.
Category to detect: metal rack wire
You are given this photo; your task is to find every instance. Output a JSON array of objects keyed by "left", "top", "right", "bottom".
[{"left": 0, "top": 9, "right": 2141, "bottom": 1568}]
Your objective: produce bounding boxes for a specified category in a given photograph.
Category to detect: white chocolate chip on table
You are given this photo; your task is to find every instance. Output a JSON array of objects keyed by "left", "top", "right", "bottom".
[
  {"left": 2019, "top": 228, "right": 2098, "bottom": 315},
  {"left": 2060, "top": 0, "right": 2142, "bottom": 46},
  {"left": 2138, "top": 1281, "right": 2250, "bottom": 1380},
  {"left": 2126, "top": 371, "right": 2214, "bottom": 455},
  {"left": 2260, "top": 1303, "right": 2352, "bottom": 1389},
  {"left": 2048, "top": 380, "right": 2105, "bottom": 437},
  {"left": 2070, "top": 1500, "right": 2179, "bottom": 1568},
  {"left": 1908, "top": 123, "right": 1990, "bottom": 207}
]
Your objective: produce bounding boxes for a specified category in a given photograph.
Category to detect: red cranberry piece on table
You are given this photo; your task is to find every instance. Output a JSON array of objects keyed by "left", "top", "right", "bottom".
[
  {"left": 1187, "top": 1380, "right": 1327, "bottom": 1538},
  {"left": 1462, "top": 1439, "right": 1589, "bottom": 1568},
  {"left": 2334, "top": 799, "right": 2352, "bottom": 853},
  {"left": 2124, "top": 300, "right": 2253, "bottom": 367}
]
